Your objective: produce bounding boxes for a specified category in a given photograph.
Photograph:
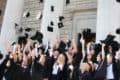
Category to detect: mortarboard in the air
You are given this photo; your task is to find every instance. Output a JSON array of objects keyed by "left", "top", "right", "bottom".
[
  {"left": 50, "top": 21, "right": 54, "bottom": 26},
  {"left": 59, "top": 16, "right": 65, "bottom": 21},
  {"left": 116, "top": 28, "right": 120, "bottom": 34},
  {"left": 31, "top": 31, "right": 43, "bottom": 43},
  {"left": 14, "top": 23, "right": 19, "bottom": 27},
  {"left": 51, "top": 6, "right": 54, "bottom": 12},
  {"left": 116, "top": 0, "right": 120, "bottom": 2},
  {"left": 110, "top": 41, "right": 119, "bottom": 52},
  {"left": 23, "top": 10, "right": 30, "bottom": 18},
  {"left": 66, "top": 0, "right": 70, "bottom": 5},
  {"left": 25, "top": 28, "right": 32, "bottom": 32},
  {"left": 18, "top": 36, "right": 27, "bottom": 45},
  {"left": 47, "top": 26, "right": 53, "bottom": 32},
  {"left": 100, "top": 34, "right": 115, "bottom": 45},
  {"left": 36, "top": 11, "right": 42, "bottom": 20},
  {"left": 19, "top": 27, "right": 23, "bottom": 33},
  {"left": 11, "top": 42, "right": 16, "bottom": 46},
  {"left": 40, "top": 0, "right": 43, "bottom": 3},
  {"left": 58, "top": 22, "right": 64, "bottom": 28}
]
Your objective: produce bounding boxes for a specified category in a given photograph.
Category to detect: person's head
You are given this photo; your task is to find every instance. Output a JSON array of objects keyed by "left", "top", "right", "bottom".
[
  {"left": 87, "top": 53, "right": 92, "bottom": 61},
  {"left": 96, "top": 53, "right": 102, "bottom": 63},
  {"left": 39, "top": 55, "right": 46, "bottom": 65},
  {"left": 107, "top": 54, "right": 113, "bottom": 64},
  {"left": 57, "top": 54, "right": 65, "bottom": 65},
  {"left": 53, "top": 49, "right": 59, "bottom": 58}
]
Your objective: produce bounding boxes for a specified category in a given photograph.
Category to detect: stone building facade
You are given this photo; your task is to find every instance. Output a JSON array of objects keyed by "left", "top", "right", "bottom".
[
  {"left": 21, "top": 0, "right": 97, "bottom": 40},
  {"left": 0, "top": 0, "right": 7, "bottom": 31}
]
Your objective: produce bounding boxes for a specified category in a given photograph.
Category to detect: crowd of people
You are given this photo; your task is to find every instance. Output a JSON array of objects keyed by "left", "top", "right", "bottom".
[{"left": 0, "top": 33, "right": 120, "bottom": 80}]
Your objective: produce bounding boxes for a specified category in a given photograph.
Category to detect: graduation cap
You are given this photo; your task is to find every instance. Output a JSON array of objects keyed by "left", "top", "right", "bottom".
[
  {"left": 57, "top": 41, "right": 66, "bottom": 53},
  {"left": 82, "top": 28, "right": 92, "bottom": 39},
  {"left": 59, "top": 16, "right": 65, "bottom": 21},
  {"left": 110, "top": 41, "right": 119, "bottom": 52},
  {"left": 82, "top": 28, "right": 91, "bottom": 34},
  {"left": 116, "top": 0, "right": 120, "bottom": 3},
  {"left": 58, "top": 22, "right": 64, "bottom": 28},
  {"left": 23, "top": 10, "right": 30, "bottom": 18},
  {"left": 116, "top": 28, "right": 120, "bottom": 34},
  {"left": 18, "top": 36, "right": 27, "bottom": 45},
  {"left": 19, "top": 27, "right": 23, "bottom": 33},
  {"left": 100, "top": 34, "right": 115, "bottom": 45},
  {"left": 15, "top": 23, "right": 19, "bottom": 27},
  {"left": 11, "top": 42, "right": 16, "bottom": 46},
  {"left": 36, "top": 11, "right": 42, "bottom": 20},
  {"left": 51, "top": 6, "right": 54, "bottom": 12},
  {"left": 31, "top": 31, "right": 43, "bottom": 43},
  {"left": 40, "top": 0, "right": 43, "bottom": 3},
  {"left": 47, "top": 26, "right": 53, "bottom": 32},
  {"left": 25, "top": 28, "right": 32, "bottom": 32},
  {"left": 50, "top": 21, "right": 54, "bottom": 26},
  {"left": 66, "top": 0, "right": 70, "bottom": 5}
]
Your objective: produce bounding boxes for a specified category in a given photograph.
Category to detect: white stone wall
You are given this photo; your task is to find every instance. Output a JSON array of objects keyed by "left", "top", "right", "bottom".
[
  {"left": 60, "top": 0, "right": 97, "bottom": 40},
  {"left": 21, "top": 0, "right": 97, "bottom": 41},
  {"left": 21, "top": 0, "right": 44, "bottom": 30}
]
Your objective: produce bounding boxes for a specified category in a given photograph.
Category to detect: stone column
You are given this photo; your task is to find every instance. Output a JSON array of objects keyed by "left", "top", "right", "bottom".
[
  {"left": 96, "top": 0, "right": 120, "bottom": 43},
  {"left": 41, "top": 0, "right": 64, "bottom": 45},
  {"left": 0, "top": 0, "right": 24, "bottom": 56}
]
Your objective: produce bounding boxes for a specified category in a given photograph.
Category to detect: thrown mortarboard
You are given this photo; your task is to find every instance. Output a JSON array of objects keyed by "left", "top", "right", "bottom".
[
  {"left": 116, "top": 28, "right": 120, "bottom": 34},
  {"left": 40, "top": 0, "right": 43, "bottom": 3},
  {"left": 19, "top": 27, "right": 23, "bottom": 33},
  {"left": 36, "top": 11, "right": 42, "bottom": 20},
  {"left": 31, "top": 31, "right": 43, "bottom": 43},
  {"left": 18, "top": 36, "right": 27, "bottom": 45},
  {"left": 25, "top": 28, "right": 32, "bottom": 32},
  {"left": 23, "top": 10, "right": 30, "bottom": 18},
  {"left": 58, "top": 22, "right": 64, "bottom": 28},
  {"left": 59, "top": 16, "right": 65, "bottom": 21},
  {"left": 51, "top": 6, "right": 54, "bottom": 12},
  {"left": 116, "top": 0, "right": 120, "bottom": 3},
  {"left": 47, "top": 26, "right": 53, "bottom": 32},
  {"left": 66, "top": 0, "right": 70, "bottom": 5},
  {"left": 15, "top": 23, "right": 19, "bottom": 27},
  {"left": 50, "top": 21, "right": 54, "bottom": 26},
  {"left": 11, "top": 42, "right": 16, "bottom": 46},
  {"left": 100, "top": 34, "right": 115, "bottom": 45},
  {"left": 110, "top": 41, "right": 119, "bottom": 52}
]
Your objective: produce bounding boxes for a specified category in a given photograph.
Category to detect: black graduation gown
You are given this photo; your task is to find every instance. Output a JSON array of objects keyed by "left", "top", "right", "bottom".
[
  {"left": 20, "top": 64, "right": 32, "bottom": 80},
  {"left": 32, "top": 58, "right": 48, "bottom": 80},
  {"left": 94, "top": 58, "right": 119, "bottom": 80},
  {"left": 0, "top": 55, "right": 9, "bottom": 80},
  {"left": 51, "top": 64, "right": 68, "bottom": 80}
]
